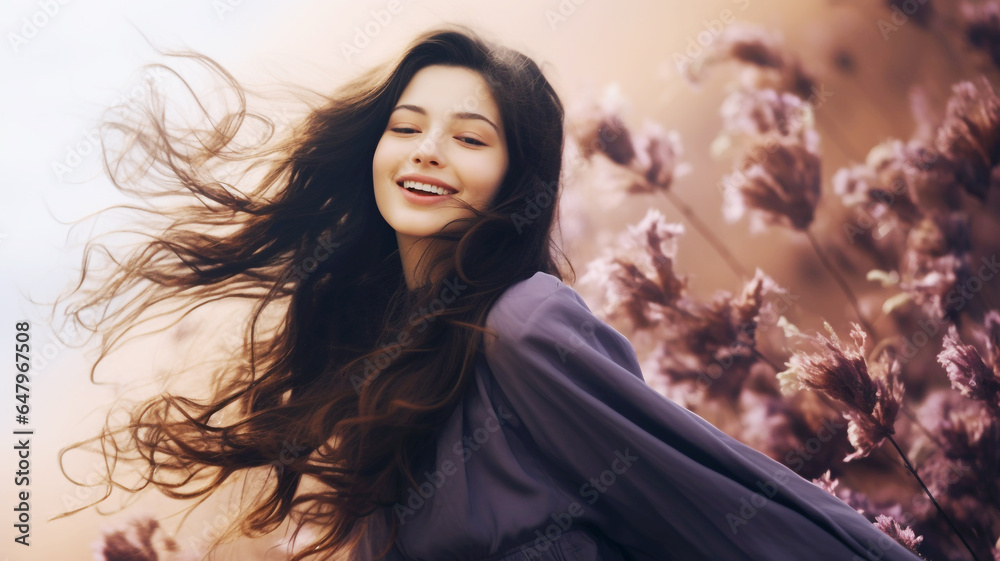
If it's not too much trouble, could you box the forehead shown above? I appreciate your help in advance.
[396,65,501,121]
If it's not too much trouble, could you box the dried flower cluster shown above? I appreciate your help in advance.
[963,1,1000,71]
[937,77,1000,201]
[779,323,904,461]
[689,27,826,233]
[579,208,687,328]
[567,84,691,194]
[831,77,1000,324]
[93,515,190,561]
[875,514,926,557]
[682,23,816,99]
[722,136,822,231]
[718,88,818,143]
[579,208,793,404]
[93,511,319,561]
[937,311,1000,408]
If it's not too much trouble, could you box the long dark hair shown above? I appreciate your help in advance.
[55,26,568,560]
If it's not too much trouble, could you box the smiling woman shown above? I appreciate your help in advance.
[372,64,510,291]
[52,24,923,561]
[53,25,568,561]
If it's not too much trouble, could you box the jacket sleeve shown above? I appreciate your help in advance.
[483,276,922,561]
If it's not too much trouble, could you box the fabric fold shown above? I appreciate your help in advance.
[482,273,922,561]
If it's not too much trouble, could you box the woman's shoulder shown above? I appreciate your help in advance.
[481,269,647,384]
[485,271,574,332]
[483,270,601,350]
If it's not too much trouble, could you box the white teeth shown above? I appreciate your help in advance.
[402,180,453,195]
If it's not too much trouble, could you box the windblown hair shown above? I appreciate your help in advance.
[56,26,569,560]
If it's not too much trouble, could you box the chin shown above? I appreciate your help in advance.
[392,219,449,237]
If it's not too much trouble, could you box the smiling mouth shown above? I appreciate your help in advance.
[397,180,457,196]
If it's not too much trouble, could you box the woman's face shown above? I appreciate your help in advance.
[373,64,509,244]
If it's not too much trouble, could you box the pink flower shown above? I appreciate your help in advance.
[874,514,925,556]
[589,211,792,404]
[813,469,840,495]
[935,76,1000,201]
[683,23,816,100]
[912,389,998,532]
[568,84,636,166]
[831,137,964,276]
[962,2,1000,72]
[579,208,686,328]
[736,388,802,461]
[92,514,187,561]
[937,312,1000,408]
[719,88,817,145]
[737,388,850,476]
[811,470,879,516]
[898,213,973,320]
[629,121,690,192]
[722,134,822,231]
[779,323,904,461]
[642,269,791,402]
[568,88,689,195]
[832,140,923,225]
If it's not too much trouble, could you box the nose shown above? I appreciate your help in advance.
[411,131,445,167]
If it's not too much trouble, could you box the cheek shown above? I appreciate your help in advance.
[484,154,510,195]
[463,157,508,205]
[372,140,389,179]
[469,151,507,185]
[372,137,407,179]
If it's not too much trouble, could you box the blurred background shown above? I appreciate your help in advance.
[2,0,998,559]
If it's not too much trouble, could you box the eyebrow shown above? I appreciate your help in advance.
[391,104,500,135]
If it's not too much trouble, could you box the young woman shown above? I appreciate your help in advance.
[57,26,924,561]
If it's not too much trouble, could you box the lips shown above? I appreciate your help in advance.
[396,174,458,194]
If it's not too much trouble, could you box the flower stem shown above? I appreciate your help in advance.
[804,228,878,338]
[752,347,783,374]
[663,189,751,281]
[885,434,981,561]
[899,405,946,450]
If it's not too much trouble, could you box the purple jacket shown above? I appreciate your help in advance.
[350,271,923,561]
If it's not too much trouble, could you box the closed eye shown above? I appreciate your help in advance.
[456,136,486,146]
[390,126,419,134]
